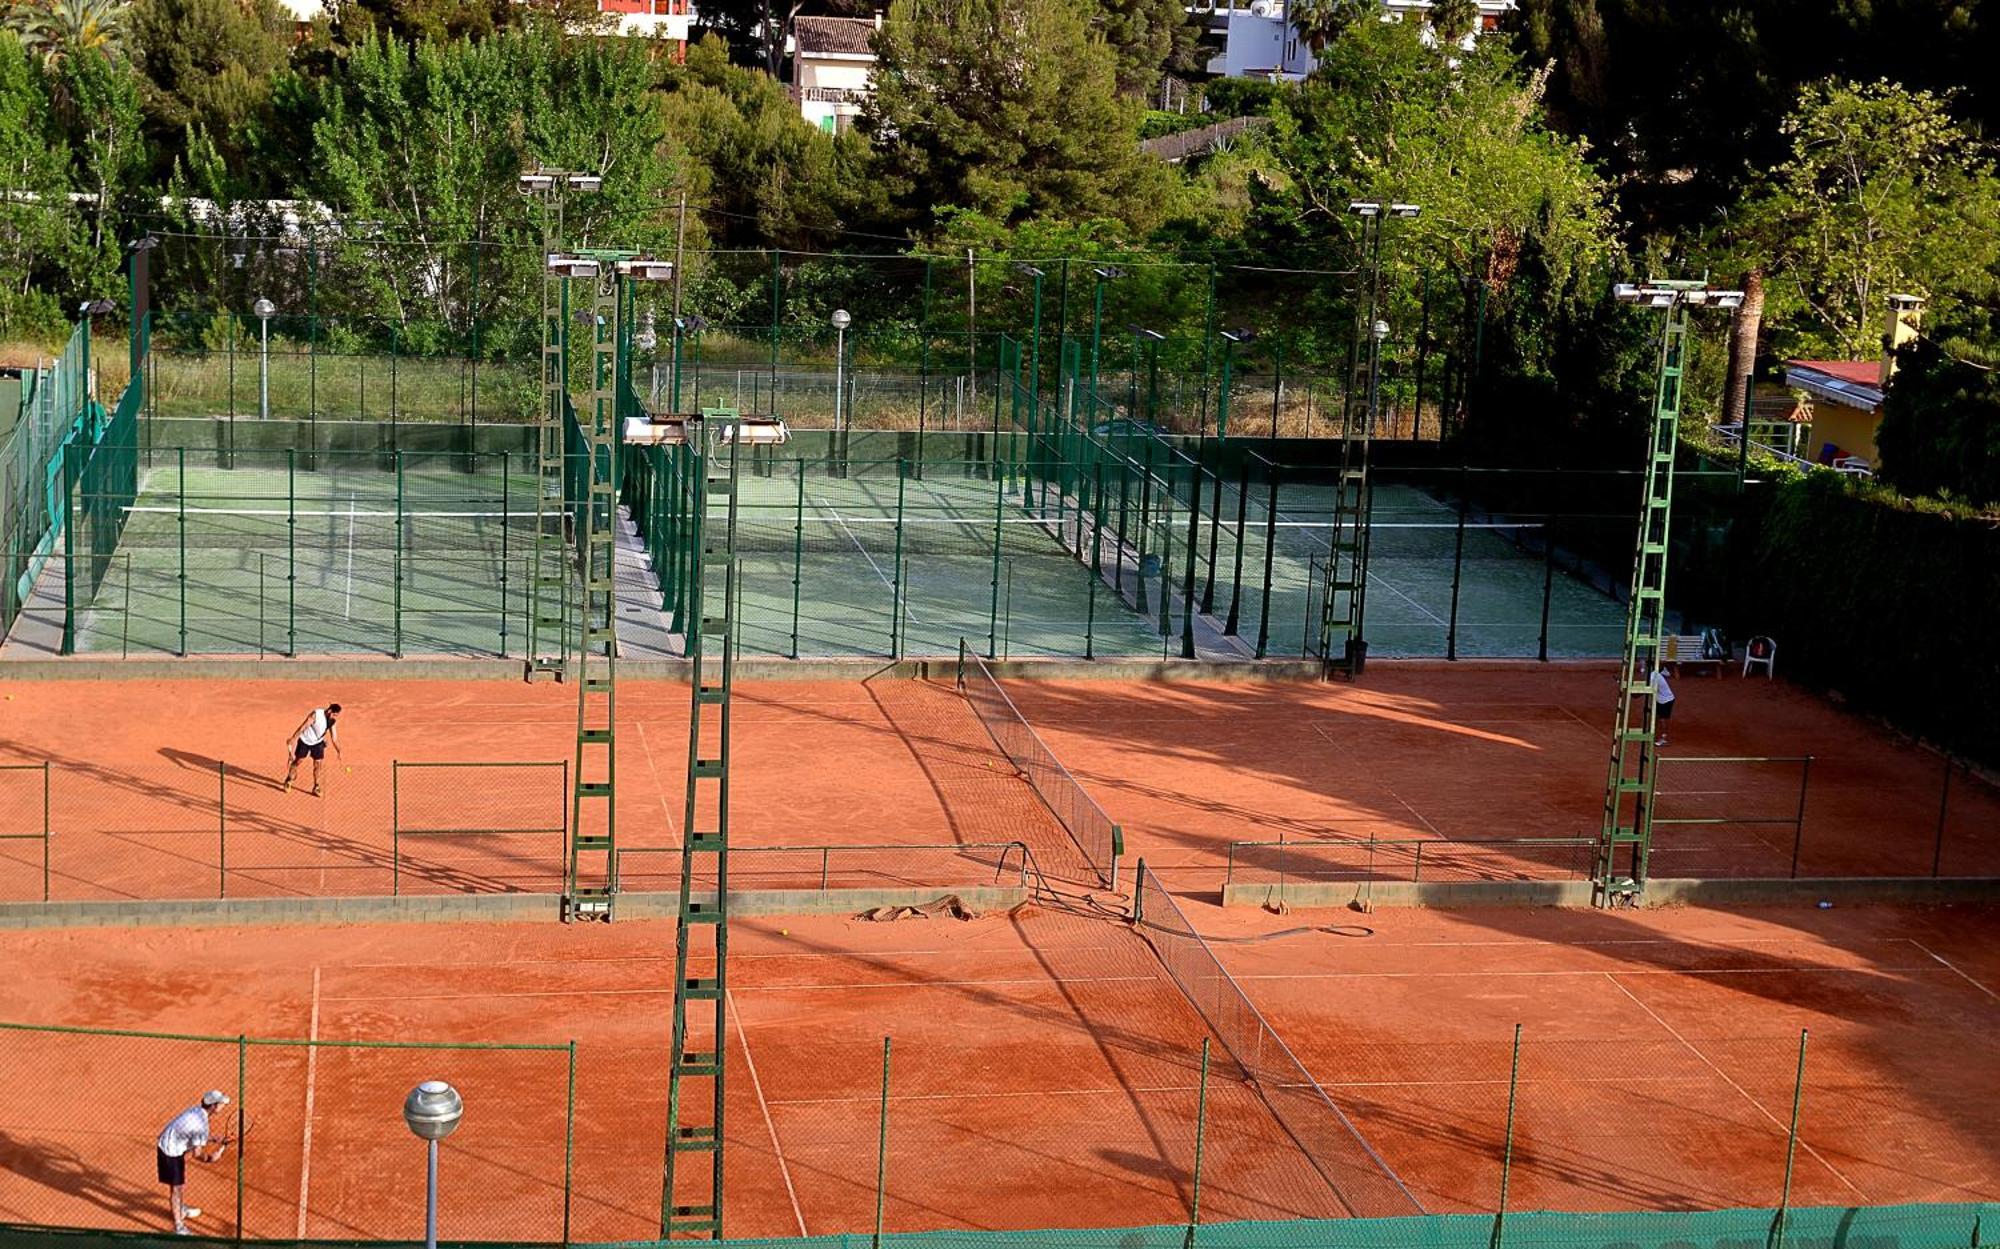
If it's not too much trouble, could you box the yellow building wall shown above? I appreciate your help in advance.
[1805,404,1880,465]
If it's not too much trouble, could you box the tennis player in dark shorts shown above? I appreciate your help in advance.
[157,1090,228,1234]
[283,702,344,796]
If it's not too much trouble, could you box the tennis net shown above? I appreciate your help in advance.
[1133,860,1425,1219]
[957,640,1122,887]
[117,505,535,553]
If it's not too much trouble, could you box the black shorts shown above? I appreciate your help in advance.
[157,1148,186,1186]
[1657,700,1675,722]
[293,740,326,761]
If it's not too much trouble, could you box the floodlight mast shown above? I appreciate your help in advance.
[1593,277,1741,909]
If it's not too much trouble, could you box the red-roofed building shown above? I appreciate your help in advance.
[1777,296,1924,473]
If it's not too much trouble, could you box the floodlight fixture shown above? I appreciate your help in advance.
[518,172,556,193]
[78,299,118,317]
[545,254,600,279]
[1013,263,1045,278]
[1388,203,1423,218]
[1130,326,1166,343]
[1091,266,1124,281]
[676,315,709,333]
[617,258,675,282]
[567,174,603,193]
[1220,327,1256,344]
[1350,201,1382,217]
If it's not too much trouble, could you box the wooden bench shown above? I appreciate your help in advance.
[1660,634,1727,676]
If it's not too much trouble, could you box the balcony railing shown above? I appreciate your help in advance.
[791,84,871,105]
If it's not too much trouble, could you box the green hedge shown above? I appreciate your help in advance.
[1736,471,2000,765]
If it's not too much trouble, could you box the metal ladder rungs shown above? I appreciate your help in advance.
[579,728,613,744]
[573,834,614,851]
[682,977,721,1000]
[691,760,724,779]
[676,1051,722,1077]
[696,685,727,704]
[688,832,726,852]
[576,781,613,799]
[670,1125,721,1151]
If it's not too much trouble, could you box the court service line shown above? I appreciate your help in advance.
[1905,938,2000,1004]
[770,1082,1202,1108]
[1232,966,1931,982]
[296,964,322,1240]
[634,721,680,844]
[728,989,808,1237]
[1603,972,1866,1199]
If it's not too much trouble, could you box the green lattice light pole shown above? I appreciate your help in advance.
[1594,279,1744,907]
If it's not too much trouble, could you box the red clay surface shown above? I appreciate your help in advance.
[1195,899,2000,1212]
[1,902,1994,1241]
[2,667,1994,904]
[0,677,1106,902]
[1003,666,2000,887]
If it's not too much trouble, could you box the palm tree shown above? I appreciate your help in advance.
[1427,0,1480,46]
[5,0,128,64]
[1286,0,1373,54]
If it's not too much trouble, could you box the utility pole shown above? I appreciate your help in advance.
[672,191,688,410]
[966,248,977,414]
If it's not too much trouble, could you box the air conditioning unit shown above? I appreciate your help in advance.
[1248,0,1277,17]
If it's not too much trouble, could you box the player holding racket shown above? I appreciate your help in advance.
[282,702,344,797]
[156,1090,237,1235]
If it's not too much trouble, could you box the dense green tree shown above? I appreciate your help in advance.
[301,26,682,346]
[48,42,145,300]
[863,0,1171,233]
[1876,316,2000,508]
[1091,0,1200,102]
[1730,80,2000,361]
[0,31,75,335]
[128,0,289,168]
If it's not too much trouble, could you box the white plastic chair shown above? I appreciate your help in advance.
[1743,635,1776,678]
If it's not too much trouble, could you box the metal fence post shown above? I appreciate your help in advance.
[1492,1023,1522,1249]
[1186,1036,1212,1249]
[1256,468,1278,659]
[1789,756,1813,879]
[564,1040,577,1246]
[234,1034,246,1242]
[178,446,187,655]
[1774,1029,1809,1249]
[217,761,226,898]
[873,1036,892,1249]
[1933,755,1953,877]
[40,762,51,902]
[391,761,401,896]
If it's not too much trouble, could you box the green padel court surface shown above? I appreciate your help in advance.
[63,452,1628,660]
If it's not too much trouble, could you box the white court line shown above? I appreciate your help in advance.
[728,989,808,1237]
[813,499,923,626]
[1604,972,1867,1199]
[1905,938,2000,1004]
[296,965,321,1240]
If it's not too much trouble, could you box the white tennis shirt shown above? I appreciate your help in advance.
[157,1105,210,1157]
[1652,670,1676,706]
[297,709,333,746]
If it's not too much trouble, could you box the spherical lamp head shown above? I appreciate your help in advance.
[402,1081,464,1142]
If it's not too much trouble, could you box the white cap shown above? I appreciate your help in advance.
[202,1090,230,1108]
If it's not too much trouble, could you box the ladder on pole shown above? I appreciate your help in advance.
[563,263,622,922]
[1594,296,1690,907]
[663,409,742,1238]
[529,231,572,680]
[1318,215,1383,677]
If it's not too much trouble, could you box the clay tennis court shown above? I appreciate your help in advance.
[2,666,1995,904]
[1,899,1995,1242]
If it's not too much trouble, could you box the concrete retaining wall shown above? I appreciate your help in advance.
[1221,876,2000,910]
[0,885,1029,929]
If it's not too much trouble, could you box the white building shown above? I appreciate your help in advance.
[594,0,695,42]
[1197,0,1516,81]
[790,14,880,134]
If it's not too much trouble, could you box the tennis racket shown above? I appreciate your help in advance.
[203,1106,251,1160]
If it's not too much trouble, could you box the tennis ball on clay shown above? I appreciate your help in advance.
[781,928,789,936]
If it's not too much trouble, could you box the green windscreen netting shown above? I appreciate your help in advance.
[0,1205,1989,1249]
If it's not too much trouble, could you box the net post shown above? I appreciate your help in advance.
[391,761,401,896]
[234,1033,246,1242]
[1774,1028,1809,1249]
[988,469,1003,659]
[1256,466,1277,658]
[286,449,296,656]
[1109,825,1122,891]
[790,459,804,659]
[1491,1022,1522,1249]
[1202,449,1222,612]
[501,449,511,657]
[1932,754,1951,878]
[178,445,188,655]
[1085,567,1097,661]
[892,464,907,658]
[1132,858,1148,926]
[394,450,405,659]
[564,1039,577,1246]
[1448,463,1469,661]
[873,1035,891,1249]
[1789,755,1811,879]
[1224,456,1249,635]
[956,637,967,691]
[40,762,50,902]
[217,761,226,898]
[1186,1035,1211,1249]
[1538,513,1556,662]
[1181,458,1199,659]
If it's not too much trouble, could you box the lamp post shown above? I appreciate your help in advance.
[252,298,276,421]
[402,1081,464,1249]
[1217,328,1254,440]
[1367,318,1390,438]
[1088,266,1123,403]
[1014,263,1045,408]
[830,308,852,432]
